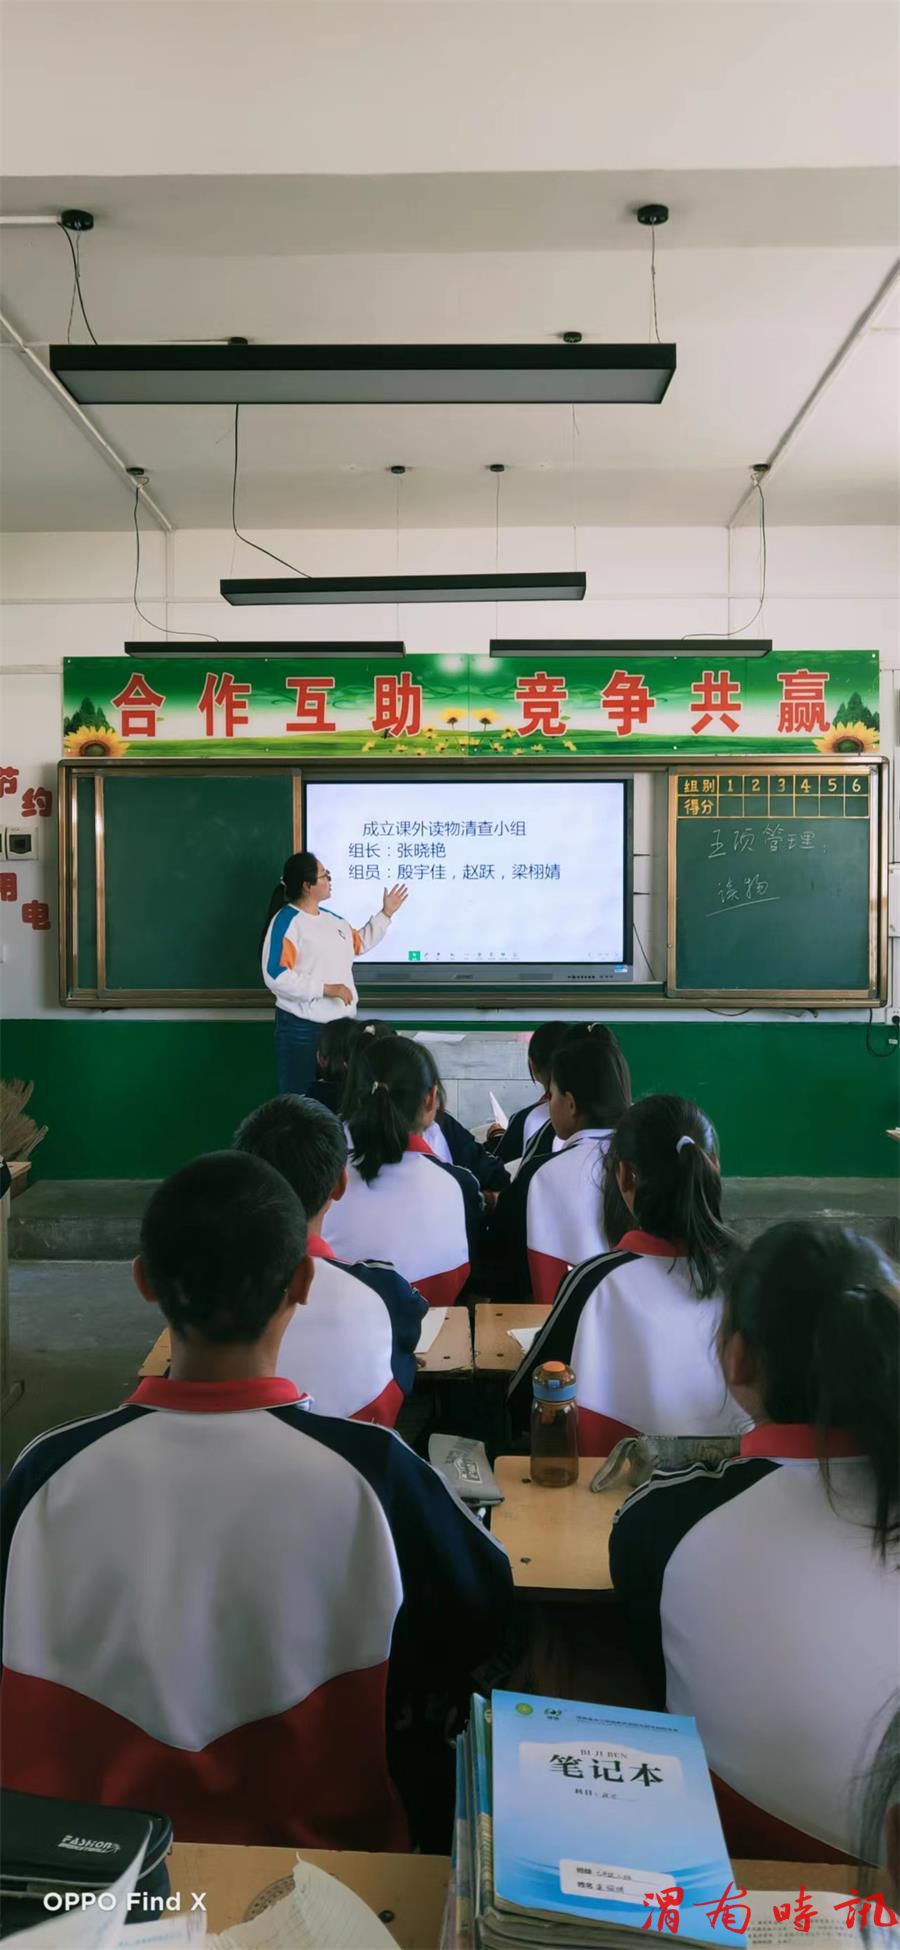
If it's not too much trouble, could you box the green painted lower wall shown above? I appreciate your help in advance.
[2,1019,897,1181]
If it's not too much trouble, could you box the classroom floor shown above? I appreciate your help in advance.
[2,1261,152,1478]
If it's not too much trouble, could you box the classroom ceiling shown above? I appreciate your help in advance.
[0,0,898,535]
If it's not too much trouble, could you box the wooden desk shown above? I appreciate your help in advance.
[417,1307,473,1375]
[491,1455,621,1597]
[139,1328,171,1378]
[733,1864,862,1893]
[166,1843,860,1942]
[474,1303,548,1374]
[167,1843,449,1944]
[140,1309,473,1383]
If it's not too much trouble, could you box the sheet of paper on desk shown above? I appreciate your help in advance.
[508,1326,540,1354]
[211,1859,394,1949]
[489,1092,509,1131]
[746,1893,899,1950]
[416,1307,448,1356]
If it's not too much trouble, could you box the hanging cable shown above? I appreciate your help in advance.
[570,405,582,570]
[59,226,99,345]
[682,474,768,641]
[132,484,219,641]
[649,226,661,345]
[231,404,309,576]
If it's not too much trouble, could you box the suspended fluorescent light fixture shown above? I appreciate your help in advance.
[49,343,675,407]
[221,573,587,607]
[124,641,406,656]
[489,639,772,658]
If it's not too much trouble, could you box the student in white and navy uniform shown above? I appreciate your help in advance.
[416,1042,509,1196]
[523,1026,631,1304]
[261,850,408,1097]
[324,1035,482,1305]
[483,1027,629,1302]
[235,1094,426,1426]
[485,1020,569,1168]
[0,1153,511,1849]
[610,1220,900,1862]
[509,1094,746,1443]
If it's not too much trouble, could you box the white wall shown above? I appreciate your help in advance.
[1,520,897,1022]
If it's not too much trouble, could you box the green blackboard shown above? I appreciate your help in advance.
[669,765,881,999]
[61,766,298,1000]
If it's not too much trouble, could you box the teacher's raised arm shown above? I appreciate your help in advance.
[261,850,409,1095]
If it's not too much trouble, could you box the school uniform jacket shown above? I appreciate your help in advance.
[321,1136,480,1306]
[525,1127,612,1305]
[609,1426,899,1860]
[488,1099,551,1164]
[480,1121,558,1302]
[1,1377,512,1848]
[508,1231,747,1448]
[262,905,390,1024]
[277,1235,427,1425]
[424,1112,508,1194]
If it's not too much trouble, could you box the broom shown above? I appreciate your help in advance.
[0,1079,48,1162]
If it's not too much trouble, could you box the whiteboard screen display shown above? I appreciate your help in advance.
[304,776,632,981]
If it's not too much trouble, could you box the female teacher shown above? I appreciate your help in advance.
[261,850,408,1095]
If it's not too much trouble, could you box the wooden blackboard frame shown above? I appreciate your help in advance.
[666,758,888,1005]
[57,753,888,1010]
[58,760,303,1007]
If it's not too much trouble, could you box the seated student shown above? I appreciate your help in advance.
[508,1093,746,1443]
[0,1152,512,1848]
[306,1015,362,1114]
[235,1095,426,1425]
[609,1221,900,1862]
[308,1017,397,1114]
[486,1020,568,1167]
[324,1036,481,1305]
[482,1026,628,1303]
[524,1026,632,1304]
[416,1043,508,1195]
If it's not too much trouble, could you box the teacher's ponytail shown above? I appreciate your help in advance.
[260,850,319,949]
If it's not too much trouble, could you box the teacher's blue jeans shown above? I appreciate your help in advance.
[274,1009,321,1097]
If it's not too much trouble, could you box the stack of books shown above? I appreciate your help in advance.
[442,1692,748,1950]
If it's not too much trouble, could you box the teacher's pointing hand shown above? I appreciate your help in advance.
[382,883,409,919]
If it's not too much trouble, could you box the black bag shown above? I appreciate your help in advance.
[0,1790,172,1938]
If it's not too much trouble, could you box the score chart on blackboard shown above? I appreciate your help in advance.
[305,777,631,983]
[671,767,877,999]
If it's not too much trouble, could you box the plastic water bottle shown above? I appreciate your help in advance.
[530,1360,579,1487]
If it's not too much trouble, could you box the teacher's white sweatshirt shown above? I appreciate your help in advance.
[262,903,391,1022]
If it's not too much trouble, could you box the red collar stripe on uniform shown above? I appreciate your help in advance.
[740,1423,864,1460]
[126,1376,303,1413]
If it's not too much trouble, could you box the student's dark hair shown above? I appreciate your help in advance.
[344,1035,434,1184]
[316,1016,362,1083]
[234,1094,348,1222]
[414,1042,448,1119]
[602,1094,732,1299]
[358,1018,397,1041]
[722,1222,900,1559]
[261,850,319,946]
[140,1151,306,1346]
[527,1021,569,1085]
[550,1025,631,1128]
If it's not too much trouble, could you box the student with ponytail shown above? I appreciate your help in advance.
[610,1220,900,1861]
[508,1093,745,1437]
[323,1035,481,1305]
[261,851,408,1096]
[415,1043,508,1195]
[485,1025,630,1303]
